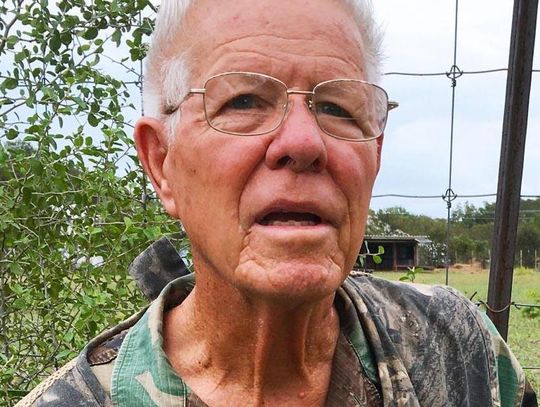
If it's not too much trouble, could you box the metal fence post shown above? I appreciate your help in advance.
[487,0,538,340]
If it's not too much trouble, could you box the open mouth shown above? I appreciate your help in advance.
[258,211,322,227]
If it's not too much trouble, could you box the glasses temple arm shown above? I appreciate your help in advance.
[388,101,399,111]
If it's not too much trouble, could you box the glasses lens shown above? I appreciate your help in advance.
[313,80,388,141]
[203,73,287,136]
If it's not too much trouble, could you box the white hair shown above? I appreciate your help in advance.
[143,0,383,139]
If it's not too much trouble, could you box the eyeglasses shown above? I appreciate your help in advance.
[175,72,398,142]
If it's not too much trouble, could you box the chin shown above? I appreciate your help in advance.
[233,259,346,304]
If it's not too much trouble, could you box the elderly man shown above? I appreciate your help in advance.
[19,0,537,406]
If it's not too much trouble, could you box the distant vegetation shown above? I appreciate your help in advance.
[367,200,540,269]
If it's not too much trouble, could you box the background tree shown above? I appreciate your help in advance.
[368,200,540,269]
[0,1,183,405]
[517,220,540,268]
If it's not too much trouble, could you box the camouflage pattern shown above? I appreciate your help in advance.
[17,238,537,407]
[14,313,141,407]
[127,236,189,302]
[339,277,507,406]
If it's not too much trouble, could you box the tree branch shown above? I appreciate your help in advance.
[0,0,24,56]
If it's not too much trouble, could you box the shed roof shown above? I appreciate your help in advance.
[364,235,432,244]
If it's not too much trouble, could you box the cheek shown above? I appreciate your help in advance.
[165,131,271,268]
[168,133,265,208]
[329,142,379,255]
[330,141,379,207]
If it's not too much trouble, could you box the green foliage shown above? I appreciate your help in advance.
[514,267,536,277]
[368,207,448,266]
[357,244,384,270]
[517,222,540,268]
[399,266,423,283]
[521,288,540,319]
[418,241,446,268]
[522,306,540,319]
[451,234,476,263]
[0,1,180,405]
[1,1,538,404]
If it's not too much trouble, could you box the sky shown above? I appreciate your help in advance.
[2,1,538,219]
[371,1,540,217]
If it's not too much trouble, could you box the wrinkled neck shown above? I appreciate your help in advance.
[163,268,340,405]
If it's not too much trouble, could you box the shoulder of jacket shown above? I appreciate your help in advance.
[85,327,131,397]
[347,271,439,297]
[84,305,148,366]
[16,308,146,406]
[15,358,79,407]
[83,307,149,398]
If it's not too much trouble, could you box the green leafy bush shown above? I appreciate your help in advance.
[0,1,183,405]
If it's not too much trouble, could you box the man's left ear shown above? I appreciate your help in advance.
[134,117,179,218]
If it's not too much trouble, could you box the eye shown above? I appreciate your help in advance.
[225,94,261,110]
[315,102,352,118]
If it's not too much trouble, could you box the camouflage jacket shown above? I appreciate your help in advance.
[17,238,538,407]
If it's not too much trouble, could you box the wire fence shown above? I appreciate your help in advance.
[371,0,540,382]
[1,0,539,405]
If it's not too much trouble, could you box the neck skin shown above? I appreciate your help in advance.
[163,258,341,407]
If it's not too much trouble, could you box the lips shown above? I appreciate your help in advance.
[254,200,333,228]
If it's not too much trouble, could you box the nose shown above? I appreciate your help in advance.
[265,98,328,172]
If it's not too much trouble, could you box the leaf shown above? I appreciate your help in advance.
[357,256,365,267]
[56,349,73,360]
[82,27,98,40]
[60,31,72,45]
[6,35,18,48]
[88,113,99,127]
[63,331,74,343]
[77,44,91,54]
[123,216,133,228]
[72,97,87,110]
[49,31,62,53]
[10,283,25,295]
[3,77,18,90]
[30,159,44,176]
[88,226,103,235]
[6,129,18,140]
[111,29,122,46]
[74,136,83,147]
[143,226,162,241]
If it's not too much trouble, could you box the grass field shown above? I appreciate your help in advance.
[374,266,540,391]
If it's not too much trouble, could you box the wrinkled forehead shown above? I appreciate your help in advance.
[176,0,367,81]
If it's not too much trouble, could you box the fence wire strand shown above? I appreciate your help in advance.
[1,2,539,405]
[385,68,539,76]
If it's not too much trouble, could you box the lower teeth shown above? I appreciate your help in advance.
[267,220,317,226]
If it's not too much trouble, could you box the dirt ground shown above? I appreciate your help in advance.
[445,262,487,274]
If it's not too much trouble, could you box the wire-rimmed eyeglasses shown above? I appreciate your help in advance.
[172,72,398,142]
